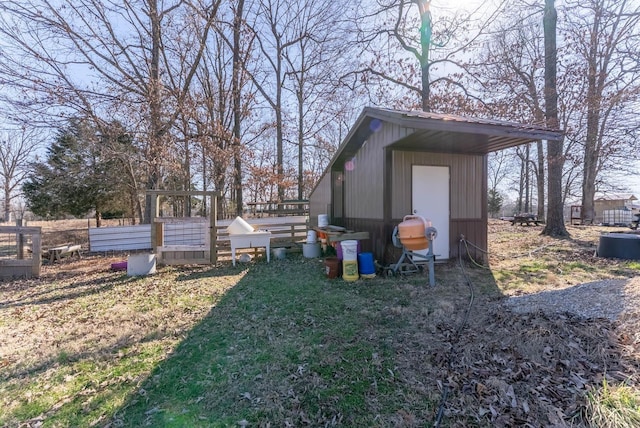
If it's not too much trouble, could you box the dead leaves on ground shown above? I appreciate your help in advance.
[407,304,640,427]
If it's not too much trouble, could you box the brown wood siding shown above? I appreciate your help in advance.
[343,129,384,219]
[451,219,487,263]
[344,123,413,220]
[332,170,344,222]
[342,218,387,262]
[391,151,484,220]
[309,173,332,226]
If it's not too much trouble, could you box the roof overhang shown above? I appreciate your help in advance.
[331,107,564,169]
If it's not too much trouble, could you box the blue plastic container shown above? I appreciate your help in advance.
[357,252,375,276]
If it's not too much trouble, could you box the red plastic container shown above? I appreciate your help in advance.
[324,257,341,278]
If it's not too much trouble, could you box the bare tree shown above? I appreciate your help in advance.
[231,0,248,216]
[352,0,507,112]
[0,0,221,222]
[282,0,356,201]
[476,10,547,219]
[564,0,640,224]
[0,128,43,221]
[185,8,259,218]
[542,0,569,237]
[191,34,237,218]
[241,0,313,203]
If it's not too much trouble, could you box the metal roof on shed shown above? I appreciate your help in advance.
[330,107,564,169]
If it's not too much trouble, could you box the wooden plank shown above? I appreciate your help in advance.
[0,226,42,234]
[31,232,41,277]
[158,245,208,251]
[326,231,370,242]
[154,217,208,224]
[0,259,34,267]
[210,196,217,264]
[159,250,210,265]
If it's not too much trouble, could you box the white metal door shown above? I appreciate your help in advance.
[412,165,450,260]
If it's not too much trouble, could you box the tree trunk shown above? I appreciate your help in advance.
[297,87,304,201]
[418,0,432,112]
[276,102,284,203]
[541,0,569,237]
[524,144,530,212]
[536,139,545,220]
[232,0,245,217]
[517,156,525,213]
[201,144,207,216]
[580,8,602,225]
[4,183,10,222]
[144,0,163,224]
[184,135,191,217]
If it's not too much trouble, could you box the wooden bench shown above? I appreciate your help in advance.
[45,244,82,263]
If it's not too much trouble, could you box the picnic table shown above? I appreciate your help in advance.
[511,214,542,226]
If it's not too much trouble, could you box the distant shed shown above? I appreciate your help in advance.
[594,194,637,224]
[308,107,563,263]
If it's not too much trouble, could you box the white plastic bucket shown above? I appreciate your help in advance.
[227,216,254,235]
[302,242,321,258]
[341,240,358,261]
[127,253,156,276]
[307,230,317,243]
[318,214,329,228]
[273,247,286,260]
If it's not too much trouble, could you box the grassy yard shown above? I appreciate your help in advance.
[1,221,640,426]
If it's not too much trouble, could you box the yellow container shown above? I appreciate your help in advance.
[342,260,359,282]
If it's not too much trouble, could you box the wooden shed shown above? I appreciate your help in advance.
[308,107,563,263]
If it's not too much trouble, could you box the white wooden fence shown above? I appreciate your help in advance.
[89,225,151,251]
[89,217,308,252]
[89,222,208,251]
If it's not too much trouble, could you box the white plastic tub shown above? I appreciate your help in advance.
[273,247,286,260]
[302,242,321,258]
[127,253,156,276]
[227,216,254,235]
